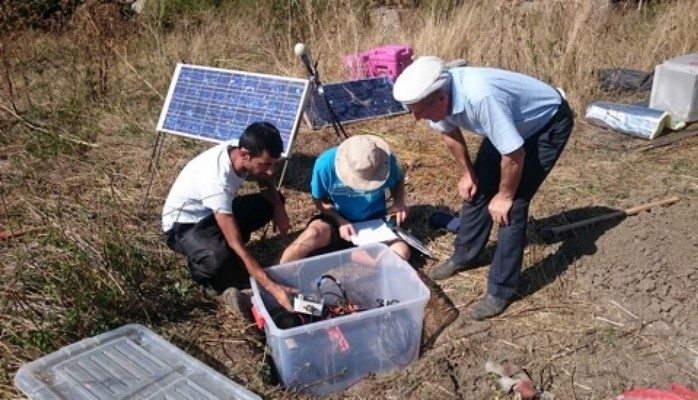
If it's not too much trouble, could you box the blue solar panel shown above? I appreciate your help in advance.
[304,76,408,129]
[157,63,310,157]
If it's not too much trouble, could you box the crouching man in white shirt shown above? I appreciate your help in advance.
[162,122,297,312]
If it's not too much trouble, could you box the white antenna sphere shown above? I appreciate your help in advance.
[294,43,307,57]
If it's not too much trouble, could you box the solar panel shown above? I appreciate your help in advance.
[157,63,310,157]
[304,76,408,129]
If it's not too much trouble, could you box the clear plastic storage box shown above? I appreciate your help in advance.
[250,243,430,396]
[649,52,698,123]
[14,324,260,400]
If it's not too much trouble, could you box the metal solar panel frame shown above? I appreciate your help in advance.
[304,76,408,130]
[156,63,311,158]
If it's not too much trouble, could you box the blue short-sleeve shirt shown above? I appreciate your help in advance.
[429,67,562,154]
[310,147,403,222]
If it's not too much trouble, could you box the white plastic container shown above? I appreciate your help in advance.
[14,324,260,400]
[250,243,430,396]
[649,52,698,123]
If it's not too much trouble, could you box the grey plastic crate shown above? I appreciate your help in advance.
[14,324,260,400]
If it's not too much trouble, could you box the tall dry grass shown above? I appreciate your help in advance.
[1,0,697,398]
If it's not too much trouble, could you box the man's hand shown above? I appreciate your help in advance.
[388,201,409,226]
[458,173,478,202]
[272,206,291,235]
[490,147,523,226]
[267,282,298,311]
[489,193,514,226]
[338,219,357,242]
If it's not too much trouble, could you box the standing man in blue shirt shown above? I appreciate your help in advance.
[393,56,574,320]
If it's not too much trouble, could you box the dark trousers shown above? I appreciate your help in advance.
[303,210,389,257]
[164,193,275,293]
[451,100,574,300]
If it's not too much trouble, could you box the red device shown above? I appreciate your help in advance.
[617,384,698,400]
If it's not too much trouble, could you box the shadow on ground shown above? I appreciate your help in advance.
[517,205,626,298]
[402,203,457,268]
[277,152,317,194]
[433,205,627,299]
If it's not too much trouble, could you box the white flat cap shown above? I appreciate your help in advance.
[393,56,450,104]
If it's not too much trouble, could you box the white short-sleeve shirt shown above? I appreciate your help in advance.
[162,142,246,232]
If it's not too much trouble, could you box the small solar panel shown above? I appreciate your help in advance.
[305,76,408,129]
[157,63,310,157]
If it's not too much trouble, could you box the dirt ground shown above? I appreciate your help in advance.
[167,120,698,400]
[395,196,698,399]
[5,111,697,399]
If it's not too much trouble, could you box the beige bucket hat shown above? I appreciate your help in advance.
[334,135,391,191]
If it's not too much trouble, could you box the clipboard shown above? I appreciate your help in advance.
[350,218,434,258]
[389,222,434,259]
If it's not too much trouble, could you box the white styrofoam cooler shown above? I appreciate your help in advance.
[250,243,430,396]
[649,52,698,123]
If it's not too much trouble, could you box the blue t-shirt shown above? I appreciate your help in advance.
[310,147,403,222]
[429,67,562,154]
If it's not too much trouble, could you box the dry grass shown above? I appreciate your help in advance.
[1,0,698,398]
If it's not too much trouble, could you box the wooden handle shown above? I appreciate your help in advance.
[545,196,680,238]
[622,196,680,216]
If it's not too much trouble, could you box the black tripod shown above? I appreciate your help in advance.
[297,47,348,143]
[314,78,348,143]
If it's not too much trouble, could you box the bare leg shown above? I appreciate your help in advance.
[348,240,411,266]
[279,219,333,263]
[388,240,411,261]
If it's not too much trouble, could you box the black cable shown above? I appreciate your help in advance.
[315,275,347,299]
[378,309,420,367]
[315,274,352,314]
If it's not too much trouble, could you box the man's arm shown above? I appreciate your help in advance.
[214,211,294,310]
[257,178,290,235]
[498,147,524,200]
[313,198,356,241]
[470,95,527,224]
[489,147,525,226]
[389,177,408,226]
[314,198,344,221]
[441,128,478,202]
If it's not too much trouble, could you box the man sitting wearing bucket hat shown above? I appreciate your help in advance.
[279,135,410,262]
[393,56,574,320]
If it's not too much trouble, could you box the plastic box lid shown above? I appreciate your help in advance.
[664,52,698,74]
[14,324,260,400]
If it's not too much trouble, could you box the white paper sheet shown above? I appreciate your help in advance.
[350,219,398,246]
